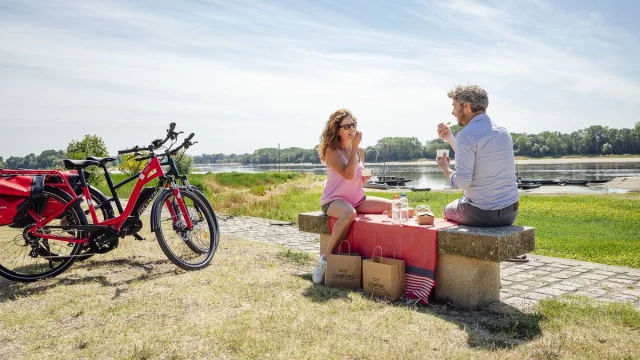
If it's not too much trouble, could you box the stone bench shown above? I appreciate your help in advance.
[298,211,535,310]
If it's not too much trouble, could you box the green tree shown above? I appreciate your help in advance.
[176,151,193,175]
[66,134,109,159]
[37,149,66,169]
[0,156,4,168]
[601,143,613,155]
[66,134,109,183]
[118,154,148,176]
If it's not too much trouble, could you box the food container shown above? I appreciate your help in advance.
[415,205,435,225]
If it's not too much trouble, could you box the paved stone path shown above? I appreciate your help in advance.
[219,215,640,311]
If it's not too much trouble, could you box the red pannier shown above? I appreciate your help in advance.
[0,175,45,226]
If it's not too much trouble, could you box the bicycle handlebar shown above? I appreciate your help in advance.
[169,133,195,155]
[118,146,140,155]
[118,122,177,154]
[118,124,196,161]
[151,122,180,150]
[135,154,155,161]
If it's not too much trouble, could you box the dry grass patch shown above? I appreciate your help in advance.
[206,173,324,220]
[1,229,639,359]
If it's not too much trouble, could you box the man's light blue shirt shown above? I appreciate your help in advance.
[450,113,519,211]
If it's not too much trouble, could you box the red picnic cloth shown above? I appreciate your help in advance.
[329,214,457,304]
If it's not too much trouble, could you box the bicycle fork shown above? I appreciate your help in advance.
[165,187,194,231]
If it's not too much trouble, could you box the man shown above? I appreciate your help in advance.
[435,85,519,226]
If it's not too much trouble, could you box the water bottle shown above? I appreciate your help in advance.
[400,193,409,223]
[392,195,401,224]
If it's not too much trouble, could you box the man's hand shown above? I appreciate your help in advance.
[437,123,455,142]
[436,154,453,181]
[436,154,450,171]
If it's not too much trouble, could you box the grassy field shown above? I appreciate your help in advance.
[1,232,639,359]
[96,172,640,268]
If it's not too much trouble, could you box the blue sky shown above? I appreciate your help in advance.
[1,0,639,157]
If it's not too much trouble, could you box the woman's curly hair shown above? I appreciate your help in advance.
[318,109,357,163]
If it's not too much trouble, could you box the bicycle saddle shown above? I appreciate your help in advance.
[86,156,117,166]
[63,159,100,170]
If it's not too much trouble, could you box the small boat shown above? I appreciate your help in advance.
[519,179,557,185]
[376,175,411,186]
[364,181,391,190]
[586,179,610,184]
[519,178,604,186]
[518,182,541,190]
[558,179,589,186]
[407,187,431,192]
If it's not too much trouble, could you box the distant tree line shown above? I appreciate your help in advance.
[192,122,640,164]
[1,134,192,175]
[4,123,639,168]
[511,124,640,157]
[1,150,67,169]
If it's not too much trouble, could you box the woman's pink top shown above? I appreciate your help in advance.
[320,150,365,207]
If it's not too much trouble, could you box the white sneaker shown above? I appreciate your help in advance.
[312,257,327,284]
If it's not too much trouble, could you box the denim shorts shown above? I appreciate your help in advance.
[321,196,366,215]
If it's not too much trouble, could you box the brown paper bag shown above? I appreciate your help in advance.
[325,240,362,289]
[363,246,406,300]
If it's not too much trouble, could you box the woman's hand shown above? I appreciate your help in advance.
[352,131,362,148]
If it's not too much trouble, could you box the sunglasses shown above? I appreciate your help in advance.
[339,123,357,130]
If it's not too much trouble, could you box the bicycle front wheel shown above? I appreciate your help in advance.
[152,189,216,270]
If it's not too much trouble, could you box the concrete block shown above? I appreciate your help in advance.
[298,211,330,235]
[437,225,535,262]
[434,254,500,310]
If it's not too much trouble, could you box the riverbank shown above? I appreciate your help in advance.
[193,156,640,168]
[370,156,640,166]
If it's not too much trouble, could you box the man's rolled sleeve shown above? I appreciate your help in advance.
[450,133,475,189]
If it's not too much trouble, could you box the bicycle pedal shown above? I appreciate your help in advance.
[133,234,145,241]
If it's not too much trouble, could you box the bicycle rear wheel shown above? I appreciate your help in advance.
[0,187,87,282]
[85,186,115,222]
[152,189,216,270]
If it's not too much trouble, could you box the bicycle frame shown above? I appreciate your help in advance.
[94,152,191,228]
[23,156,194,244]
[95,151,184,217]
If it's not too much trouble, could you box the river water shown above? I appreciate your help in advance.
[194,161,640,192]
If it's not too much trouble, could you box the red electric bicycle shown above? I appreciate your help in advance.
[0,125,218,282]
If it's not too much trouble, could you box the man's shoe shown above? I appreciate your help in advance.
[506,254,529,263]
[312,257,327,284]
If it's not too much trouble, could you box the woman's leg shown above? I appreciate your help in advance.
[324,199,357,256]
[354,196,392,214]
[312,199,356,284]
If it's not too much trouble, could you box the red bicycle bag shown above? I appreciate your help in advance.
[0,175,45,226]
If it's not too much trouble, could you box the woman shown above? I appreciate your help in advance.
[312,109,392,284]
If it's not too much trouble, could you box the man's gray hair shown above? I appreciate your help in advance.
[447,85,489,112]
